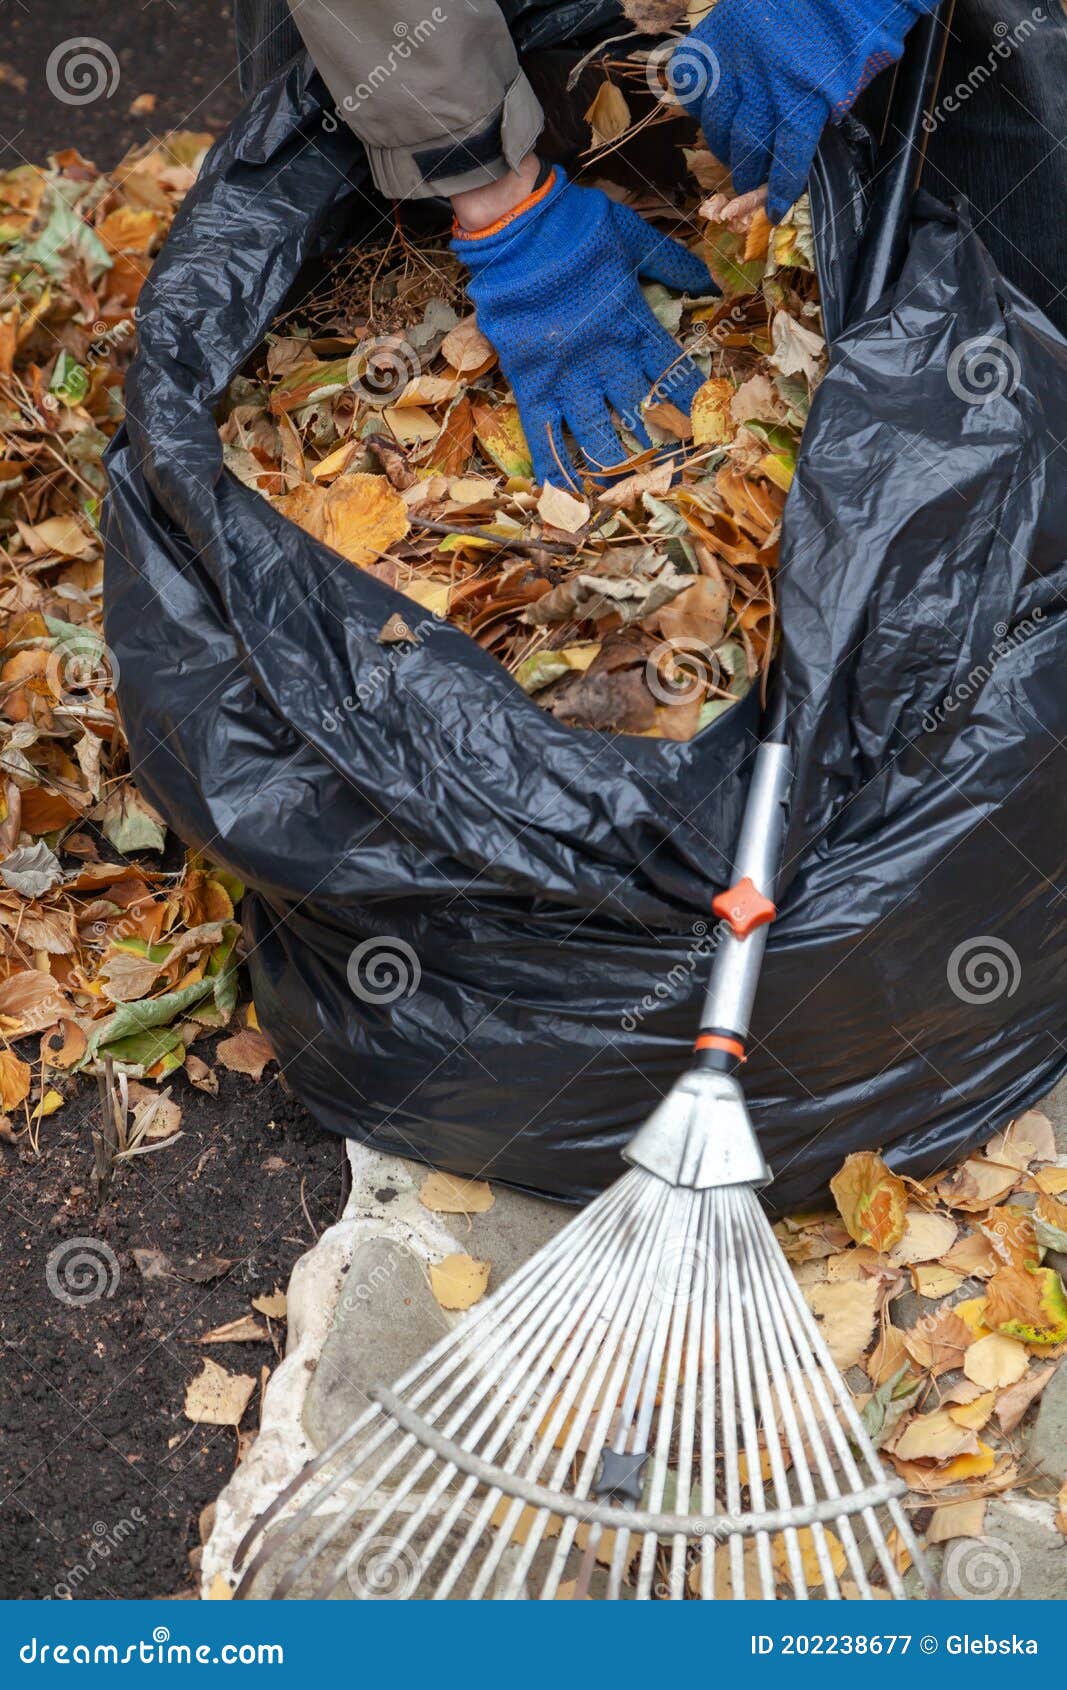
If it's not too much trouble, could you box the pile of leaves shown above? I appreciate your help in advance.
[218,140,825,740]
[784,1112,1067,1555]
[0,133,282,1141]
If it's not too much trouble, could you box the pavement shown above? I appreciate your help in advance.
[201,1079,1067,1602]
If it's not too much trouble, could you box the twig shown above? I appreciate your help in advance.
[409,517,579,558]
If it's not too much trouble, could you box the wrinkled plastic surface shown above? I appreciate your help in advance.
[103,59,1067,1211]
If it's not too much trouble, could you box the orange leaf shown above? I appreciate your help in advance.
[829,1151,908,1252]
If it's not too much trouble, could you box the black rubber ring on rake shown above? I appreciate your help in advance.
[371,1386,909,1542]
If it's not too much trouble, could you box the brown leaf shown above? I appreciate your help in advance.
[185,1053,218,1094]
[184,1358,256,1426]
[440,315,496,375]
[901,1307,972,1376]
[536,483,590,533]
[829,1151,908,1252]
[995,1362,1056,1434]
[585,81,632,147]
[199,1315,269,1344]
[937,1158,1019,1211]
[252,1289,287,1320]
[215,1028,276,1082]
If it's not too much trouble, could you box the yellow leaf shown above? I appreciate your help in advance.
[1034,1166,1067,1196]
[429,1252,490,1310]
[829,1150,908,1251]
[32,1088,64,1119]
[983,1264,1067,1345]
[771,1526,847,1589]
[0,1049,31,1110]
[690,378,736,447]
[381,404,440,444]
[585,80,632,146]
[963,1332,1029,1390]
[947,1390,996,1431]
[953,1296,993,1339]
[320,473,410,568]
[419,1170,494,1214]
[402,578,450,616]
[490,1498,561,1545]
[891,1408,979,1463]
[910,1263,965,1300]
[183,1358,256,1426]
[472,402,533,479]
[206,1573,234,1600]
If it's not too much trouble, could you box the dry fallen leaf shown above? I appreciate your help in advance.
[0,1048,31,1111]
[890,1408,980,1464]
[963,1332,1029,1390]
[995,1363,1056,1434]
[419,1170,495,1214]
[889,1210,958,1266]
[802,1280,879,1370]
[937,1158,1020,1211]
[585,81,632,147]
[429,1252,491,1310]
[252,1289,287,1320]
[770,1526,847,1588]
[926,1497,987,1544]
[829,1151,908,1252]
[983,1263,1067,1345]
[911,1263,966,1300]
[536,483,590,533]
[199,1315,269,1345]
[184,1358,256,1426]
[215,1028,276,1082]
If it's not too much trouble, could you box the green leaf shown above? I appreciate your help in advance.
[84,976,219,1062]
[49,350,90,407]
[97,786,167,855]
[22,187,112,281]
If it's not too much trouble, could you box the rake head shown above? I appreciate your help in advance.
[232,1159,932,1601]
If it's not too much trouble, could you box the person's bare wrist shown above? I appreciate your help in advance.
[451,154,541,233]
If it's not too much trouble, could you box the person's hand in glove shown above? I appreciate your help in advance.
[671,0,940,222]
[451,163,714,488]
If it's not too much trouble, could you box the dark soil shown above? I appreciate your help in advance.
[1,2,244,170]
[0,1047,344,1599]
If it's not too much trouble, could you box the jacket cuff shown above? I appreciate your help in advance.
[361,72,544,200]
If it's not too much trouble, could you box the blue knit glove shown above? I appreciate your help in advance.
[671,0,939,221]
[451,168,714,487]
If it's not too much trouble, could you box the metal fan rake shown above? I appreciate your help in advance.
[233,728,932,1601]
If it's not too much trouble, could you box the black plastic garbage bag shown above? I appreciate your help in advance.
[103,56,1067,1212]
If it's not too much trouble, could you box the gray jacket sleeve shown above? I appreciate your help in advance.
[284,0,544,198]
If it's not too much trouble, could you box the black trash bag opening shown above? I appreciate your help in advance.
[104,48,1067,1212]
